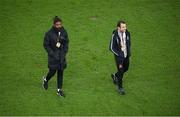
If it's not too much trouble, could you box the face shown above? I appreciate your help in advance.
[54,21,62,30]
[118,23,126,33]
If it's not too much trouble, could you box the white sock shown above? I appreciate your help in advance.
[58,89,62,92]
[44,77,47,82]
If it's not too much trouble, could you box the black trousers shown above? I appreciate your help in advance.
[114,55,129,88]
[46,69,64,89]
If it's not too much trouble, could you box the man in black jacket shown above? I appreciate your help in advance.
[42,16,69,97]
[109,20,131,95]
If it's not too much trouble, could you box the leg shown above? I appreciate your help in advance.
[114,55,124,88]
[57,69,65,97]
[113,56,126,95]
[123,57,129,73]
[115,68,124,88]
[115,67,126,95]
[46,69,56,82]
[43,69,56,90]
[57,69,63,89]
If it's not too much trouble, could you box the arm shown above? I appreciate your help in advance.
[43,32,54,57]
[109,33,124,58]
[127,31,131,57]
[63,32,69,54]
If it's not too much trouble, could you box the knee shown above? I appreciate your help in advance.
[49,70,56,76]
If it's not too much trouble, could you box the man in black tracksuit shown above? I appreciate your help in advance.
[109,20,131,95]
[42,16,69,97]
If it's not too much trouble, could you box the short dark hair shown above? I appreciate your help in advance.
[117,20,126,27]
[53,16,62,24]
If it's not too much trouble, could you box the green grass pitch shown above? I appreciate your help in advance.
[0,0,180,115]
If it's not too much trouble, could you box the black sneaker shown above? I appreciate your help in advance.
[42,76,48,90]
[57,89,65,97]
[118,87,125,95]
[111,73,117,85]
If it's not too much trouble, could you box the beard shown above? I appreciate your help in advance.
[54,26,61,32]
